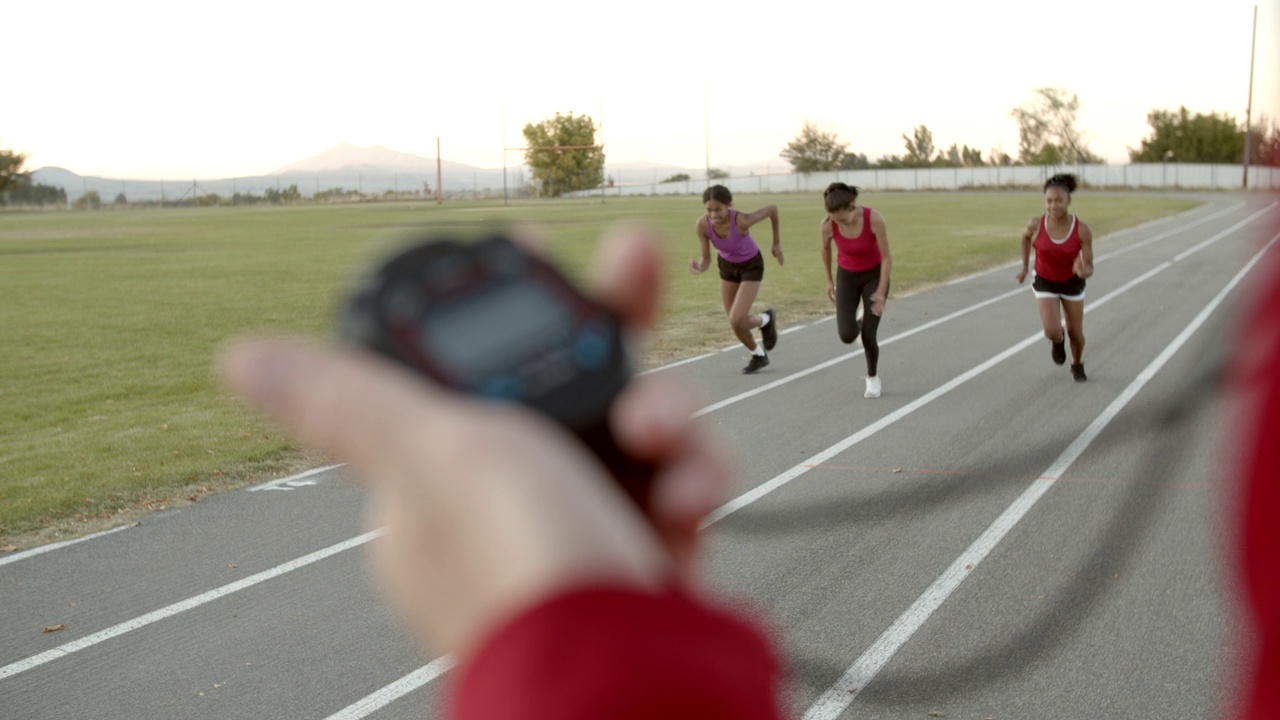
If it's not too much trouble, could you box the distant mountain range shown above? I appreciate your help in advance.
[28,143,771,202]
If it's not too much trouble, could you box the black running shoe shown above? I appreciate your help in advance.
[1071,363,1087,382]
[742,352,770,374]
[761,308,778,351]
[1051,339,1066,366]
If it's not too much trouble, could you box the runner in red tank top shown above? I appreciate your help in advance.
[1016,173,1095,381]
[821,182,893,398]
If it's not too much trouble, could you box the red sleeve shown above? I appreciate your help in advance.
[1235,221,1280,720]
[447,585,785,720]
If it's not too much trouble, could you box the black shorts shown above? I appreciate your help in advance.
[717,251,764,283]
[1032,274,1086,301]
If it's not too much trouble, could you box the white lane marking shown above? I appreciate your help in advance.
[0,529,385,681]
[247,462,347,491]
[323,655,457,720]
[1172,202,1277,262]
[0,466,351,570]
[0,526,131,568]
[800,231,1279,720]
[1092,201,1249,263]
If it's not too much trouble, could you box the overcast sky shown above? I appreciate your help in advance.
[7,0,1278,179]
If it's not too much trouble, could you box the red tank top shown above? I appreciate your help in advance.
[832,206,882,272]
[1033,215,1081,283]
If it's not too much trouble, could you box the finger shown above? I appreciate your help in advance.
[650,441,733,585]
[609,372,730,573]
[609,371,706,463]
[506,223,550,256]
[592,223,664,333]
[220,337,479,482]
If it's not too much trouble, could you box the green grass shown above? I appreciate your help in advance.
[0,191,1201,546]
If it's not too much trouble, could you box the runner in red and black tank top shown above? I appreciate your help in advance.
[821,183,893,398]
[1017,173,1095,381]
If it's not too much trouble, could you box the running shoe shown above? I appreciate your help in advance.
[1051,339,1066,366]
[743,353,770,374]
[1071,363,1087,382]
[864,375,882,398]
[761,308,778,351]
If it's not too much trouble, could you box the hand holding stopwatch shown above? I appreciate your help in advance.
[338,233,655,511]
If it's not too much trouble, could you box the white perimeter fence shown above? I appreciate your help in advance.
[573,163,1280,198]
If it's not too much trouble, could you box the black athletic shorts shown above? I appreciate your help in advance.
[717,250,764,283]
[1032,274,1086,301]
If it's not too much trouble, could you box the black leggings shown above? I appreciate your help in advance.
[836,265,888,376]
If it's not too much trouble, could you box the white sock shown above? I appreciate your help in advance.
[752,344,766,357]
[759,312,771,327]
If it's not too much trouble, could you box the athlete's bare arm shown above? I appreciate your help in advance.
[689,216,712,274]
[820,217,836,303]
[738,205,783,266]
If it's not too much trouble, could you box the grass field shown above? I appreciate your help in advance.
[0,191,1202,548]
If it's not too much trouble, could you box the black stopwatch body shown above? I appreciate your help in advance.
[339,233,652,509]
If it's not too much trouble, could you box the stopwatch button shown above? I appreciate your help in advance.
[573,325,612,370]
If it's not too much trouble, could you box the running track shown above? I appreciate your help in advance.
[2,192,1276,719]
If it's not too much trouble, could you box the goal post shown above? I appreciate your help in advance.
[502,144,606,205]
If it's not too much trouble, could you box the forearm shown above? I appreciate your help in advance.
[875,259,891,297]
[1021,238,1031,271]
[450,584,784,720]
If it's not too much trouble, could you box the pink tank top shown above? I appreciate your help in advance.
[832,206,882,272]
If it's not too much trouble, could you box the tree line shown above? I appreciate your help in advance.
[780,87,1280,173]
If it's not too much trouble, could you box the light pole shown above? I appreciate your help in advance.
[1244,4,1258,189]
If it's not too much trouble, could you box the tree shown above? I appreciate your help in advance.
[706,167,729,180]
[264,184,301,204]
[902,125,937,167]
[1,179,65,206]
[1,145,30,193]
[1011,87,1100,164]
[73,191,101,210]
[780,120,848,173]
[839,153,871,170]
[1256,122,1280,166]
[1128,106,1245,163]
[521,112,603,197]
[661,173,691,183]
[873,154,906,169]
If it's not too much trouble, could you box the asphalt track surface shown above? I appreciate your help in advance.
[3,193,1277,719]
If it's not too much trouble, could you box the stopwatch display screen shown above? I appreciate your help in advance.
[419,281,573,378]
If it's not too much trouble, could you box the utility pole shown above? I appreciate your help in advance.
[436,137,443,205]
[1244,3,1258,189]
[704,83,710,185]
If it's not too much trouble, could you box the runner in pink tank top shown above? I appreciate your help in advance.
[690,185,784,374]
[1017,173,1095,381]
